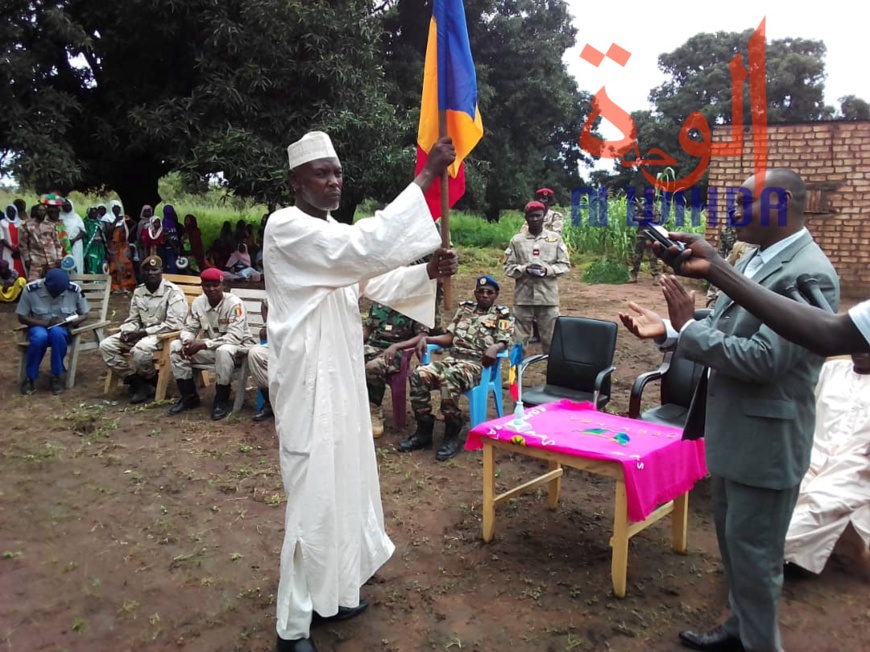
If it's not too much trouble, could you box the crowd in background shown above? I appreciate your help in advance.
[0,195,268,301]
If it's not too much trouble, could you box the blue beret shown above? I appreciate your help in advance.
[476,275,500,291]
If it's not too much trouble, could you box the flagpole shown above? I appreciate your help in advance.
[438,110,453,311]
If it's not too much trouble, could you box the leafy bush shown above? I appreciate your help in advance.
[583,258,631,285]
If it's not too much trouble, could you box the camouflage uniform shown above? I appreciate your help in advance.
[364,302,428,406]
[410,301,513,420]
[99,279,188,379]
[630,226,661,281]
[19,219,64,281]
[170,292,256,384]
[521,209,564,235]
[504,228,570,354]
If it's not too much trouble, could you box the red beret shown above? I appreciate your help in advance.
[536,188,554,196]
[200,267,224,283]
[524,201,546,213]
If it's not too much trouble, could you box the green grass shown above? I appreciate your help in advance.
[2,184,707,267]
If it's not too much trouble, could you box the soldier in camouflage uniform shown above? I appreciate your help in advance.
[504,201,570,354]
[19,204,64,281]
[99,255,188,404]
[363,302,429,437]
[629,226,661,284]
[399,275,514,461]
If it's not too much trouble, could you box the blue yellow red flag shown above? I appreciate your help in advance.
[508,343,523,402]
[415,0,484,219]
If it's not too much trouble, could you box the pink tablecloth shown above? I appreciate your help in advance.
[466,400,708,522]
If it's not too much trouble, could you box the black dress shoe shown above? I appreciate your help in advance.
[313,599,369,624]
[276,635,317,652]
[678,626,744,651]
[253,403,274,421]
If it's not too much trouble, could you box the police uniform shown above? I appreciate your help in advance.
[99,257,188,380]
[504,228,569,354]
[409,299,514,422]
[169,292,256,384]
[16,274,89,384]
[364,302,428,407]
[19,218,64,281]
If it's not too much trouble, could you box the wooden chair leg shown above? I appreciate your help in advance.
[104,367,115,395]
[67,336,82,389]
[547,459,562,510]
[18,348,27,385]
[482,441,496,543]
[232,359,249,414]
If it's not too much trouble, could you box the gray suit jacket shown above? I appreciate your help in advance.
[678,231,839,489]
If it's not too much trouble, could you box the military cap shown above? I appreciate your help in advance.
[200,267,224,283]
[524,200,546,213]
[535,188,554,197]
[476,275,500,292]
[141,255,163,270]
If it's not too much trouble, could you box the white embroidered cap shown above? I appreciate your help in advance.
[286,131,339,170]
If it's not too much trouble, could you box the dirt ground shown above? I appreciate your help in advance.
[1,271,867,652]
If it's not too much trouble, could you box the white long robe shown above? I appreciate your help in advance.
[60,199,85,274]
[263,183,441,632]
[784,359,870,573]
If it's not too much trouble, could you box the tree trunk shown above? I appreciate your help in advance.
[114,171,162,219]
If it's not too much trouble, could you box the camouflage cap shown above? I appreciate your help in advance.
[141,255,163,270]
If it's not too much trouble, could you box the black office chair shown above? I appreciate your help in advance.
[521,316,618,410]
[628,309,711,428]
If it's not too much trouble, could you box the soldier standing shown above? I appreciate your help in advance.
[168,267,256,420]
[399,276,513,461]
[19,204,64,281]
[523,188,565,235]
[99,255,188,403]
[505,201,570,354]
[363,302,429,437]
[16,269,89,395]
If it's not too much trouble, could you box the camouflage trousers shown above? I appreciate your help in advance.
[364,343,403,406]
[99,332,162,379]
[631,232,660,276]
[410,358,482,421]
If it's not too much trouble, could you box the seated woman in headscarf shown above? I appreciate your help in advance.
[83,206,108,274]
[223,243,262,282]
[0,259,26,302]
[180,214,206,274]
[161,205,182,273]
[106,200,136,293]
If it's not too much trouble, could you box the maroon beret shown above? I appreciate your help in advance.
[200,267,224,283]
[535,188,554,197]
[524,201,546,213]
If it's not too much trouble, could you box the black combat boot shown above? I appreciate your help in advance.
[436,417,464,461]
[253,389,274,422]
[211,384,232,420]
[129,374,154,405]
[398,414,435,452]
[169,378,200,414]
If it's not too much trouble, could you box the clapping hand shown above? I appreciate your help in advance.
[618,302,666,340]
[660,276,696,331]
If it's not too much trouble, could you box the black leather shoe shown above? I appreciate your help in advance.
[50,374,65,395]
[20,378,35,395]
[678,626,744,651]
[276,635,317,652]
[211,384,232,420]
[313,599,369,624]
[253,402,274,422]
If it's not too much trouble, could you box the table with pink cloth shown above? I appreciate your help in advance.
[465,399,708,597]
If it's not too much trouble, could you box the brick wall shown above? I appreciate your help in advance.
[706,120,870,298]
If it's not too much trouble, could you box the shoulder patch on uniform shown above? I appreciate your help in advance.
[497,305,510,316]
[546,235,559,243]
[69,282,82,294]
[25,281,42,292]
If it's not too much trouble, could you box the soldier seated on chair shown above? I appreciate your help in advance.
[99,255,188,404]
[399,276,513,461]
[246,296,273,422]
[363,302,429,438]
[16,268,89,396]
[168,267,256,420]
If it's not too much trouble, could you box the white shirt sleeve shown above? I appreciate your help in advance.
[656,318,696,349]
[848,300,870,345]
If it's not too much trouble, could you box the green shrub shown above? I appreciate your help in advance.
[583,258,630,285]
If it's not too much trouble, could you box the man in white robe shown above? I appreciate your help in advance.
[785,352,870,575]
[264,131,459,652]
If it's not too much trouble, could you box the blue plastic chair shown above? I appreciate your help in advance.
[422,344,508,428]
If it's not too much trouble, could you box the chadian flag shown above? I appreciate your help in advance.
[508,343,524,402]
[415,0,484,219]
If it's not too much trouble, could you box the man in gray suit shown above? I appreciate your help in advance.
[620,169,839,652]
